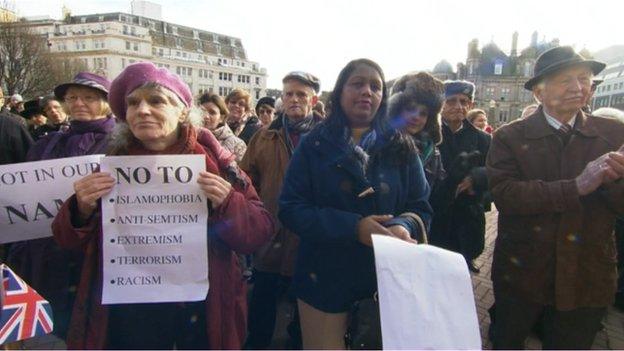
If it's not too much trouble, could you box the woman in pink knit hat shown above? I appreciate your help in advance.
[52,62,273,349]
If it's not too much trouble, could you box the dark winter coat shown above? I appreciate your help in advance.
[278,125,433,313]
[487,108,624,310]
[237,116,263,145]
[429,119,491,260]
[0,110,33,165]
[52,125,274,349]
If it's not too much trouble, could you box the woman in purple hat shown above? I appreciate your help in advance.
[51,62,273,349]
[7,72,115,340]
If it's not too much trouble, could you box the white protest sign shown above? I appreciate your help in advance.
[101,155,208,304]
[0,155,103,244]
[372,235,481,350]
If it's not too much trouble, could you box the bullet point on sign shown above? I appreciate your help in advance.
[110,219,115,223]
[110,280,115,284]
[110,239,115,243]
[110,259,115,263]
[109,198,114,203]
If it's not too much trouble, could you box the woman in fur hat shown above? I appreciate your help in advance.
[389,72,446,190]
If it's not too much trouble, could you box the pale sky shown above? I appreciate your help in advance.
[12,0,624,90]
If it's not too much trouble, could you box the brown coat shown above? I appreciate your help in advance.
[239,118,298,276]
[486,107,624,311]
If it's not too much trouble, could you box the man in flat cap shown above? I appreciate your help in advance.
[487,46,624,348]
[431,80,491,273]
[240,71,323,349]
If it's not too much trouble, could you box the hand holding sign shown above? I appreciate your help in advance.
[74,172,115,220]
[387,225,418,244]
[197,171,232,209]
[357,215,394,247]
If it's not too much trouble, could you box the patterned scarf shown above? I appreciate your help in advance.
[413,135,434,165]
[346,127,378,175]
[282,114,318,154]
[227,115,248,136]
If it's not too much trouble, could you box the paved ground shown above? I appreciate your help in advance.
[12,209,624,349]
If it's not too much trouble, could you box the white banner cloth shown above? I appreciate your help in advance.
[372,234,481,350]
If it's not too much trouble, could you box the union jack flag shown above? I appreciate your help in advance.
[0,264,53,345]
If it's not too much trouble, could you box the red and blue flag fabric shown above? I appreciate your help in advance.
[0,264,53,344]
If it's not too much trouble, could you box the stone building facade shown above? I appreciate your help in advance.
[21,12,267,100]
[432,32,561,127]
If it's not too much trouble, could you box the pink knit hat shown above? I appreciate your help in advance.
[109,62,193,120]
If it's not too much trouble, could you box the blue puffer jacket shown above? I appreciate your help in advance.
[278,125,432,313]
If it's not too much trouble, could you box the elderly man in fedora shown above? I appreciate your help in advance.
[487,45,624,349]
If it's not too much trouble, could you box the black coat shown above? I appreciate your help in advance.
[430,119,491,260]
[238,116,263,145]
[0,110,34,165]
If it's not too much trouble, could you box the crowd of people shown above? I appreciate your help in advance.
[0,45,623,350]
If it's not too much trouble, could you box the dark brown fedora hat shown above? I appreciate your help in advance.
[524,46,605,90]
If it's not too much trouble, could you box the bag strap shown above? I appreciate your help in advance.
[398,212,428,244]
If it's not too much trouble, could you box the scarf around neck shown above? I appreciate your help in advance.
[41,116,116,159]
[413,135,434,165]
[282,113,318,154]
[227,115,248,136]
[344,127,378,175]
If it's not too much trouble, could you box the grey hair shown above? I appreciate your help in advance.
[593,107,624,123]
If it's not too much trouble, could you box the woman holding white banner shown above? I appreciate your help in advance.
[51,62,273,349]
[278,59,433,349]
[7,72,114,340]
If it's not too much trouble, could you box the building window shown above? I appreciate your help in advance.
[524,62,532,77]
[498,110,508,122]
[255,77,260,85]
[133,43,139,51]
[123,25,128,35]
[159,48,164,56]
[93,57,107,69]
[494,63,503,75]
[122,58,126,68]
[126,41,131,50]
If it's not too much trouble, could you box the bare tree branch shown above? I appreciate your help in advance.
[0,22,87,98]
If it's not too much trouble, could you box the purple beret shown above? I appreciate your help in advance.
[54,72,111,100]
[109,62,193,120]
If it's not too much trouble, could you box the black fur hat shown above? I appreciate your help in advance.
[388,72,444,145]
